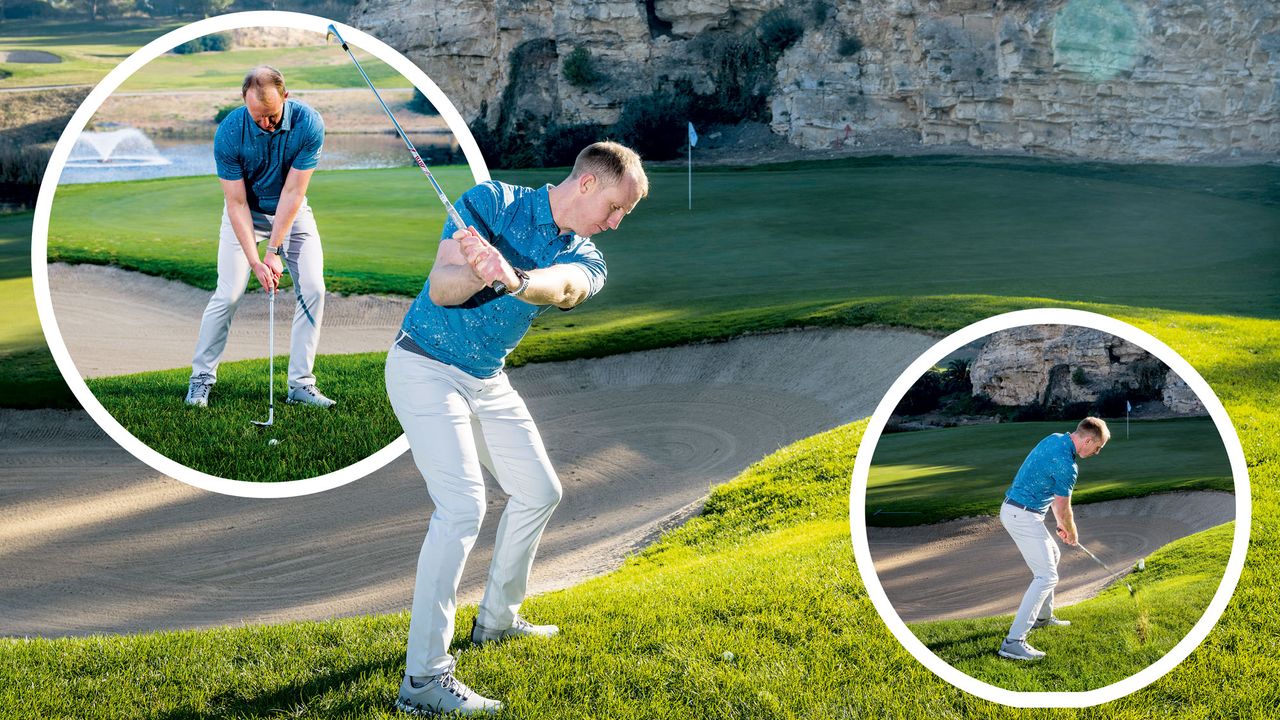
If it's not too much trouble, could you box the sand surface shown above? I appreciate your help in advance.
[867,491,1235,624]
[6,271,937,635]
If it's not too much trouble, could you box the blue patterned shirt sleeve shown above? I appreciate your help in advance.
[213,109,244,181]
[291,108,324,171]
[560,237,607,299]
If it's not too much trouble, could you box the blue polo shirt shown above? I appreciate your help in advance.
[1006,433,1078,512]
[399,181,607,378]
[214,98,324,214]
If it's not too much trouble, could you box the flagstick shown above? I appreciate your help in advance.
[687,142,692,210]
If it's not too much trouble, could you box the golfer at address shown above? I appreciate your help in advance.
[998,416,1110,661]
[186,66,335,409]
[386,141,648,716]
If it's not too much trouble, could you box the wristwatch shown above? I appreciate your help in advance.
[268,243,285,257]
[495,268,530,296]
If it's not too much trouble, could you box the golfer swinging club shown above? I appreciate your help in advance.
[186,66,336,409]
[386,142,648,716]
[998,416,1110,661]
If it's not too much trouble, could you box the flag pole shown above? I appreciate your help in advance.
[687,142,692,210]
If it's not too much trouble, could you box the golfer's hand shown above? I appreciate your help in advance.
[251,260,277,291]
[263,253,284,282]
[1058,526,1078,546]
[457,227,518,289]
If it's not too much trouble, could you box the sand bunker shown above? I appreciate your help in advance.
[4,272,936,635]
[0,50,62,63]
[48,263,413,378]
[867,491,1235,624]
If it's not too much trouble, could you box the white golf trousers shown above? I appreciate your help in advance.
[1001,502,1060,642]
[190,202,325,390]
[385,344,563,677]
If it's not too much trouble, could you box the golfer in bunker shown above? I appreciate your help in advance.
[186,66,335,409]
[998,417,1110,661]
[386,142,648,715]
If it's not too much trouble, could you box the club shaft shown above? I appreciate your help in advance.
[329,26,467,232]
[1078,543,1113,572]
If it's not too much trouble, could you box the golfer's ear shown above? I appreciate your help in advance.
[578,173,595,194]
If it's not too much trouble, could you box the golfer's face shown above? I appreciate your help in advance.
[245,88,287,132]
[582,175,642,236]
[1080,436,1106,458]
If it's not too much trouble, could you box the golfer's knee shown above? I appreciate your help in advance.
[433,496,486,537]
[527,475,562,511]
[1038,568,1060,588]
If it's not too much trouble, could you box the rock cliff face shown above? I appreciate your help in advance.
[352,0,1278,162]
[970,325,1200,415]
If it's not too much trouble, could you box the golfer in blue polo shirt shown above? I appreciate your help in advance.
[998,416,1110,661]
[386,142,647,716]
[186,65,335,409]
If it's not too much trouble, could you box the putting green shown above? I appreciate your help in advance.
[867,418,1233,525]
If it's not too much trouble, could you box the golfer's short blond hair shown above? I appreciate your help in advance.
[242,65,286,100]
[1076,416,1111,443]
[568,141,648,198]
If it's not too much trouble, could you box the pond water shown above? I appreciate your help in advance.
[59,130,462,185]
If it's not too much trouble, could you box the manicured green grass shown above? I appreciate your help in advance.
[0,211,74,408]
[47,165,479,296]
[910,522,1234,692]
[0,18,400,91]
[114,43,402,93]
[86,351,399,482]
[867,418,1233,526]
[3,300,1277,719]
[48,157,1280,318]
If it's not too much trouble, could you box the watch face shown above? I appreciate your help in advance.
[493,281,509,295]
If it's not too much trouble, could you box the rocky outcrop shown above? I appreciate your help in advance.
[970,325,1177,410]
[1162,370,1206,415]
[352,0,1278,162]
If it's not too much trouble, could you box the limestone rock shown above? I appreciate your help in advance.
[970,325,1164,407]
[352,0,1278,162]
[1162,370,1207,415]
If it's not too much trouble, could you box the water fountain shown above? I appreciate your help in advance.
[67,128,171,168]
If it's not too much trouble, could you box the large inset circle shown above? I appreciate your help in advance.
[848,308,1250,708]
[30,11,490,498]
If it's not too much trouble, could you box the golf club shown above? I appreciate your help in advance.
[251,288,275,429]
[325,23,502,291]
[1077,541,1136,595]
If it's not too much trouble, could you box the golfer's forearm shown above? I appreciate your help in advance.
[515,265,590,309]
[267,184,306,251]
[1053,498,1077,536]
[428,264,487,306]
[227,201,261,265]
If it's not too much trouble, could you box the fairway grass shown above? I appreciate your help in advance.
[86,351,399,483]
[47,158,1280,317]
[867,418,1233,526]
[0,19,400,91]
[3,303,1277,719]
[909,522,1234,692]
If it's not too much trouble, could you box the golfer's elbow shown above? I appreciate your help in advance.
[552,280,588,309]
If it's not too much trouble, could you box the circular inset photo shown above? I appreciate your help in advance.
[850,309,1249,707]
[32,13,487,494]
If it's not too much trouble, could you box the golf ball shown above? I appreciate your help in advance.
[268,438,280,446]
[722,651,735,662]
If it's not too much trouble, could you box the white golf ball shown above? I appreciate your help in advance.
[268,438,280,446]
[722,651,735,662]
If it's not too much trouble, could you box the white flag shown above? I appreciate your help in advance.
[688,122,698,148]
[1126,400,1132,413]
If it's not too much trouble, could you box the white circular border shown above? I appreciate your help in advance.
[849,308,1252,708]
[31,11,491,498]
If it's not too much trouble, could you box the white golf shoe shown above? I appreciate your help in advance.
[185,380,212,407]
[286,385,336,408]
[470,615,559,645]
[394,660,501,717]
[998,638,1046,661]
[1032,616,1072,629]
